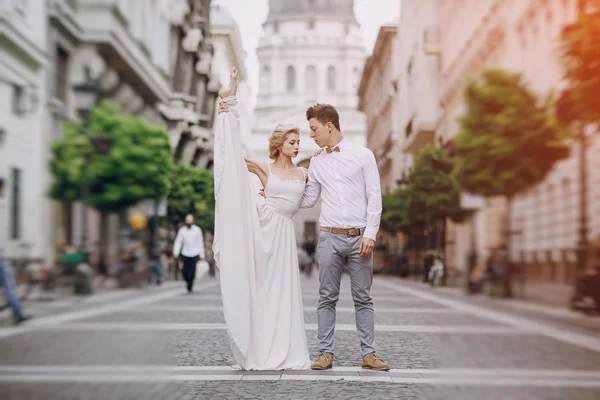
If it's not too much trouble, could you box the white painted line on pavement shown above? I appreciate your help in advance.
[2,370,600,387]
[0,282,220,340]
[33,322,529,334]
[167,294,418,302]
[281,375,395,382]
[131,305,459,314]
[3,365,600,379]
[374,279,600,352]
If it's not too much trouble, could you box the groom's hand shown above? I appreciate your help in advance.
[359,238,375,257]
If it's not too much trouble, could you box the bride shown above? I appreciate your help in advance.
[212,68,311,370]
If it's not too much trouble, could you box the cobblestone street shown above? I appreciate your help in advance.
[1,272,600,399]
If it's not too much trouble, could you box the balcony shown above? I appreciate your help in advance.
[65,1,170,104]
[402,115,435,156]
[423,25,440,55]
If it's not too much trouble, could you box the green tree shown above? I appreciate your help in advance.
[454,69,569,285]
[409,145,470,227]
[50,101,173,212]
[167,163,215,234]
[555,0,599,277]
[454,69,569,200]
[381,186,425,236]
[556,0,600,125]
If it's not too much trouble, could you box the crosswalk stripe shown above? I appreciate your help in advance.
[30,322,529,334]
[1,366,600,386]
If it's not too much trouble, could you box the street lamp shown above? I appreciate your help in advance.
[73,67,99,269]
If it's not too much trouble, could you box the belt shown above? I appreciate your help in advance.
[320,226,365,237]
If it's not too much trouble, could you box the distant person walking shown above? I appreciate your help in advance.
[173,214,206,293]
[0,250,32,324]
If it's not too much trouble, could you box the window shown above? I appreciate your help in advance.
[286,66,296,92]
[10,168,21,240]
[55,46,69,103]
[327,66,336,91]
[12,85,24,116]
[273,21,279,34]
[305,65,317,92]
[260,65,270,90]
[308,20,315,30]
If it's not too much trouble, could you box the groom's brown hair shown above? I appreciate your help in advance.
[306,104,341,131]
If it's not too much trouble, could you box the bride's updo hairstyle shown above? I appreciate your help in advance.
[269,124,300,160]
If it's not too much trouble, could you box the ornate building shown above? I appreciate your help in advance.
[159,0,218,170]
[31,0,216,267]
[0,0,47,262]
[210,2,254,158]
[358,22,400,196]
[253,0,368,244]
[435,0,600,292]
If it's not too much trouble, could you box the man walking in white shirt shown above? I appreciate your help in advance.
[301,104,389,371]
[173,214,206,293]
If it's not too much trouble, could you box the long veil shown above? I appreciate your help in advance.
[212,96,267,366]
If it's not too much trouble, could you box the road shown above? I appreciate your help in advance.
[1,271,600,399]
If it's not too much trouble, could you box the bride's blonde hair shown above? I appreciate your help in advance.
[269,124,300,160]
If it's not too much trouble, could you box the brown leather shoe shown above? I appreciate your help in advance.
[311,352,334,370]
[361,352,390,371]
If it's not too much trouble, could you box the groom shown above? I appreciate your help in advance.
[301,104,389,371]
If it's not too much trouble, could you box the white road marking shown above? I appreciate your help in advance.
[32,322,529,334]
[3,365,600,378]
[167,294,419,302]
[0,282,220,339]
[2,365,600,386]
[131,305,458,314]
[374,279,600,352]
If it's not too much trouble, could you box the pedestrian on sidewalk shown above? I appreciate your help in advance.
[173,214,206,293]
[486,246,512,298]
[0,250,32,324]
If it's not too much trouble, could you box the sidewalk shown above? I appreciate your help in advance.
[401,273,573,308]
[396,277,600,336]
[0,260,211,325]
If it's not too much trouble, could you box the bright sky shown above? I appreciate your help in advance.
[214,0,400,99]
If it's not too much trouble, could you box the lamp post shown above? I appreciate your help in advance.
[573,129,590,308]
[72,67,99,293]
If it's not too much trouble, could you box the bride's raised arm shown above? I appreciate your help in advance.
[244,158,268,188]
[219,67,238,99]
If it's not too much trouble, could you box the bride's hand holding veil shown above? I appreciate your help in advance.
[218,67,238,99]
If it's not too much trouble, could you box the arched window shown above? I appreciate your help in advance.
[286,66,296,92]
[305,65,317,92]
[327,66,336,91]
[260,65,270,89]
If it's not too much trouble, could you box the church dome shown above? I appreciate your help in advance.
[267,0,357,22]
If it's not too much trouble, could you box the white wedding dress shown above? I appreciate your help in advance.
[212,96,311,370]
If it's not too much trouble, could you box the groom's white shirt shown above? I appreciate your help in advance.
[300,138,382,241]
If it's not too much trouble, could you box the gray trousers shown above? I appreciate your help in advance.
[317,231,375,358]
